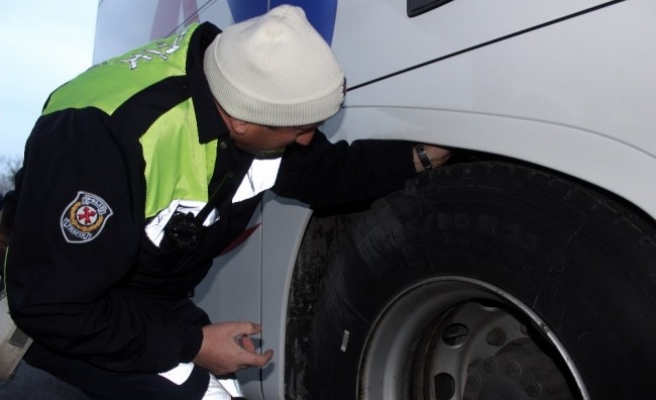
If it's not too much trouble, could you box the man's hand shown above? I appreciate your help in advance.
[413,144,451,172]
[193,321,274,375]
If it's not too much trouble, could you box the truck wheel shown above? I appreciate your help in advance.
[303,161,656,400]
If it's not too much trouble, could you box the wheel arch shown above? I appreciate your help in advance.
[326,105,656,223]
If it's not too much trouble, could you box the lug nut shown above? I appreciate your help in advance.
[483,359,498,374]
[526,382,543,397]
[466,372,481,387]
[506,361,522,378]
[486,327,507,347]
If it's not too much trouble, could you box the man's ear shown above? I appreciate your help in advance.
[230,118,250,135]
[217,103,250,136]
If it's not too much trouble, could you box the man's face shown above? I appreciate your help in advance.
[230,123,319,157]
[217,102,320,157]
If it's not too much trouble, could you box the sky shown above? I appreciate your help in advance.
[0,1,98,160]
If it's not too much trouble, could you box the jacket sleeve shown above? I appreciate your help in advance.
[272,131,417,207]
[6,108,202,373]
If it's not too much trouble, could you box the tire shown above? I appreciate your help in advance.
[290,161,656,400]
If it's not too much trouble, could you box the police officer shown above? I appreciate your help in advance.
[3,5,449,400]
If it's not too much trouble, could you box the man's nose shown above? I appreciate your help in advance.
[295,130,315,146]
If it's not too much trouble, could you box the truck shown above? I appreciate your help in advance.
[91,0,656,399]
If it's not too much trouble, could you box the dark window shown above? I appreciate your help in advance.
[408,0,454,17]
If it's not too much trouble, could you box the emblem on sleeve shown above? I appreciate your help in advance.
[60,191,114,244]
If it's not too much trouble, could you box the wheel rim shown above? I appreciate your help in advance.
[357,277,588,400]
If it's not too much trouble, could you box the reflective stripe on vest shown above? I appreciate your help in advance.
[232,157,282,203]
[145,156,282,247]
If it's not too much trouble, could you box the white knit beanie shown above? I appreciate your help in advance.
[203,5,345,127]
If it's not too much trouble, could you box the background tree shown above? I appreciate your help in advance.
[0,156,22,195]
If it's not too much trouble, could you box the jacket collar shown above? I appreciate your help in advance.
[187,22,230,144]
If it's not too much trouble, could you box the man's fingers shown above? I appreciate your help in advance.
[230,321,262,336]
[240,335,257,352]
[195,322,274,375]
[426,145,451,167]
[239,348,274,368]
[229,322,272,368]
[231,322,261,353]
[251,349,274,367]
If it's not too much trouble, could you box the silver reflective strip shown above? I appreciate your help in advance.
[203,374,233,399]
[215,376,244,397]
[145,200,219,247]
[158,363,243,399]
[158,362,194,385]
[232,157,282,203]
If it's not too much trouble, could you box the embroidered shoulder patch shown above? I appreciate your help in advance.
[60,191,114,244]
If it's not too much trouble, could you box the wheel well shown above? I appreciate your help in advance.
[445,149,656,225]
[285,209,352,399]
